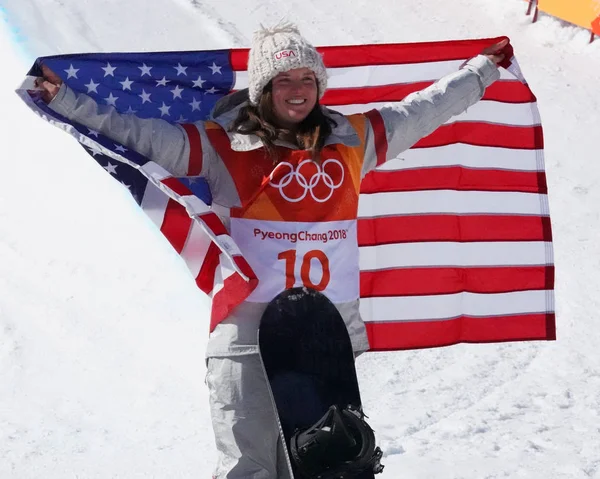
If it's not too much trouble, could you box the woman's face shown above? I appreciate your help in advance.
[270,67,318,129]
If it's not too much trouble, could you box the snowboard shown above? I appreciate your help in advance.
[258,287,379,479]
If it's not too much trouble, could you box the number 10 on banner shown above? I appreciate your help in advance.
[278,249,331,291]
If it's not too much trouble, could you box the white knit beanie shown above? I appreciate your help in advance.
[247,23,328,105]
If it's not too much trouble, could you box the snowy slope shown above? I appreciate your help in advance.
[1,0,600,477]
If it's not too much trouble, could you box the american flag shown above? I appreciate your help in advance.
[17,37,555,351]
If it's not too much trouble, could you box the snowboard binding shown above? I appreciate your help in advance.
[290,404,384,478]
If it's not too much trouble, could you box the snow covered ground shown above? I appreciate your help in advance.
[1,0,599,477]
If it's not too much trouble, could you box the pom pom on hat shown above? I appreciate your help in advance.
[247,22,328,105]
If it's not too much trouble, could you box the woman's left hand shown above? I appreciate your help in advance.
[481,38,510,65]
[35,64,63,104]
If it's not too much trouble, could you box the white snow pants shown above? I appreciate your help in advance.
[206,355,293,479]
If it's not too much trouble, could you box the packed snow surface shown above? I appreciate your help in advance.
[1,0,599,477]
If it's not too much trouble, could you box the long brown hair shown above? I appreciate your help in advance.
[229,83,337,163]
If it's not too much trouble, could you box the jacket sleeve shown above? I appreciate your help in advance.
[361,55,500,176]
[48,83,213,177]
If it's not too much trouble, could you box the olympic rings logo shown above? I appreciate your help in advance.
[269,159,345,203]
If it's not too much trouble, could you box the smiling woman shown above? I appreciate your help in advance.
[271,68,318,127]
[228,25,334,162]
[33,19,508,479]
[229,64,334,162]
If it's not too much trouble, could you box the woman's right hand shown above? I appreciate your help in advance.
[35,64,63,104]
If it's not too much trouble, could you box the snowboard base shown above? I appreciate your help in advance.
[259,287,377,478]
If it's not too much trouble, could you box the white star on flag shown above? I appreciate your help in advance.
[189,97,202,111]
[176,115,188,123]
[105,93,118,106]
[84,79,100,93]
[103,162,118,174]
[138,63,153,77]
[192,75,206,88]
[156,77,170,86]
[88,129,99,137]
[121,182,131,190]
[139,90,152,104]
[65,64,79,79]
[124,106,137,114]
[120,77,134,91]
[174,63,188,76]
[170,85,184,99]
[206,86,218,94]
[209,62,222,75]
[102,62,117,77]
[114,145,128,153]
[158,102,171,116]
[88,145,103,157]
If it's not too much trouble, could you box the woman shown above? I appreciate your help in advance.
[37,23,508,479]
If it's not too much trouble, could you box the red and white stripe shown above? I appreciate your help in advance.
[138,162,258,331]
[228,37,555,350]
